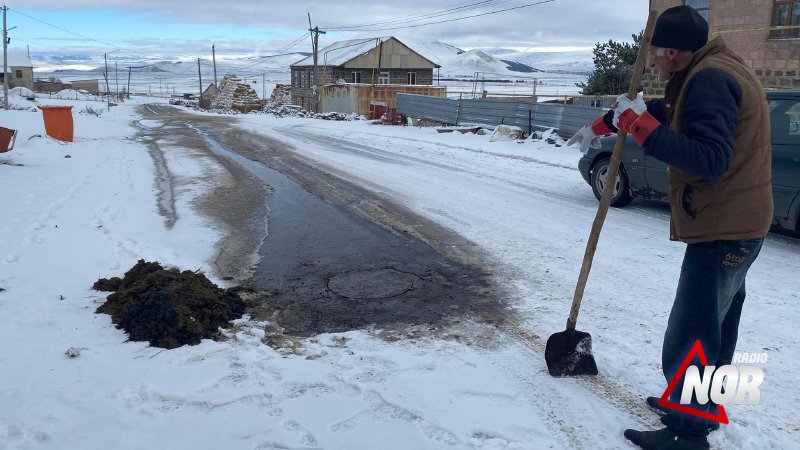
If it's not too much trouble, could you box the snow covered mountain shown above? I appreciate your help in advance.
[500,50,594,74]
[397,38,591,78]
[31,38,592,81]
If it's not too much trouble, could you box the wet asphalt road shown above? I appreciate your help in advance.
[137,104,508,337]
[132,105,744,434]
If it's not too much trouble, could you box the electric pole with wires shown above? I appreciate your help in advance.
[197,58,203,109]
[307,12,325,113]
[212,44,218,88]
[3,5,16,111]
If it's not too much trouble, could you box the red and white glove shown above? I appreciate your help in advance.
[567,116,613,154]
[612,92,661,147]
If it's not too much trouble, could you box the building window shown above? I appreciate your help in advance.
[378,71,390,84]
[684,0,709,20]
[15,69,22,78]
[771,1,800,38]
[407,72,416,85]
[352,72,361,83]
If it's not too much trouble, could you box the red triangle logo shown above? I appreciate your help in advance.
[659,339,729,424]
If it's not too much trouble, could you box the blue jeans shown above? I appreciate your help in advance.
[660,237,764,441]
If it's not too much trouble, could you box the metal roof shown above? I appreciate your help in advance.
[4,54,33,68]
[291,36,439,68]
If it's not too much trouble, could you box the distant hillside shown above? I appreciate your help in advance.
[398,38,591,77]
[478,48,594,74]
[500,60,540,73]
[32,39,592,81]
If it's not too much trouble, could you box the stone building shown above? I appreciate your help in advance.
[646,0,800,93]
[290,36,440,111]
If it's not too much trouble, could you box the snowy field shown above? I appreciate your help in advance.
[1,93,798,449]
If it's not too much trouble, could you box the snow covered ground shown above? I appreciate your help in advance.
[1,96,798,449]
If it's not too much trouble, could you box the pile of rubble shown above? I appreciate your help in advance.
[210,74,263,113]
[316,112,359,121]
[268,84,292,108]
[264,104,361,121]
[266,104,312,117]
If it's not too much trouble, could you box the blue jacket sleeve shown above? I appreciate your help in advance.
[643,68,741,180]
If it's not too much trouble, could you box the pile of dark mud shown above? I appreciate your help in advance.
[93,260,245,349]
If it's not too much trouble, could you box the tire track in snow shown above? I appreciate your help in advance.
[452,317,663,449]
[285,124,579,170]
[274,126,593,209]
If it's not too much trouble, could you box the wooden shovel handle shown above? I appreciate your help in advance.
[567,10,659,330]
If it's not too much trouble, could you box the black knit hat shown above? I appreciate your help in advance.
[652,5,709,52]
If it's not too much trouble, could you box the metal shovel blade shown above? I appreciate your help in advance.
[545,328,598,376]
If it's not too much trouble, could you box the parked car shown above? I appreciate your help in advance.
[577,90,800,232]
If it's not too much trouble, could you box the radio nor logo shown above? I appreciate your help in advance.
[658,340,766,424]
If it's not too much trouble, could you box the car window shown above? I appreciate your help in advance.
[769,98,800,145]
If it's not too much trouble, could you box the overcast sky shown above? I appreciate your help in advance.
[9,0,649,62]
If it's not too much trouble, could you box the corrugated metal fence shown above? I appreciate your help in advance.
[396,93,606,137]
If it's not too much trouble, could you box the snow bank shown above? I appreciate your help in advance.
[10,86,36,98]
[53,89,94,101]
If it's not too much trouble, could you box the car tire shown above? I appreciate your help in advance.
[590,157,634,207]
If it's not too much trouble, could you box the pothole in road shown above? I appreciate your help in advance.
[327,269,413,299]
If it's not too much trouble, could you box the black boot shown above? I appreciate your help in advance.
[646,397,720,431]
[624,428,709,450]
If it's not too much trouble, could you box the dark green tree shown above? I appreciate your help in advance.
[577,31,643,95]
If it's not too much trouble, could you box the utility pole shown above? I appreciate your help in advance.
[197,57,203,109]
[2,5,8,110]
[262,73,265,101]
[2,6,15,110]
[212,44,218,88]
[307,13,325,113]
[104,52,111,110]
[127,66,132,99]
[115,61,119,100]
[125,65,145,99]
[369,38,382,116]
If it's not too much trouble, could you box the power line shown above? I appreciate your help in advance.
[8,7,150,56]
[323,0,512,31]
[324,0,556,32]
[7,36,50,47]
[9,6,305,76]
[210,33,309,72]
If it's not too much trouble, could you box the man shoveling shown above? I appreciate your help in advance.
[569,6,772,450]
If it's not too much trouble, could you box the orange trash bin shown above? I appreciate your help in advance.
[38,106,74,142]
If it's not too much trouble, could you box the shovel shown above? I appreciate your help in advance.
[545,10,658,377]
